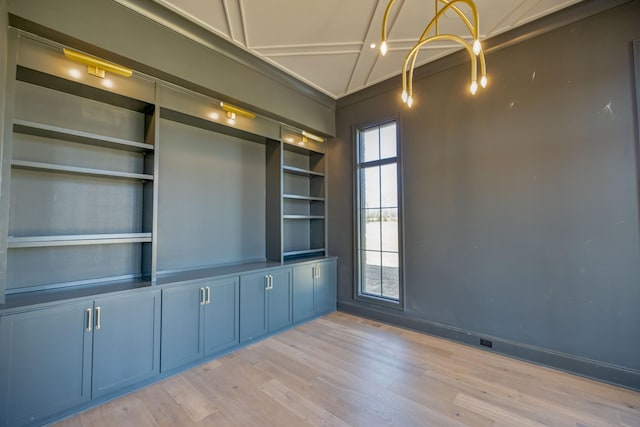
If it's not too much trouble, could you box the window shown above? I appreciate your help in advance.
[356,121,402,303]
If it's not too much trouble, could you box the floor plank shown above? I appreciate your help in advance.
[54,312,640,427]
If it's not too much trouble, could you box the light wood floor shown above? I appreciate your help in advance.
[55,312,640,427]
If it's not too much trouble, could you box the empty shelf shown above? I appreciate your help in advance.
[13,119,154,152]
[12,160,154,181]
[282,165,324,177]
[8,233,153,248]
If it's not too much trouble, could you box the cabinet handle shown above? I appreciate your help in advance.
[206,286,211,304]
[312,266,315,279]
[200,287,206,305]
[85,308,92,332]
[270,274,274,290]
[316,265,321,279]
[95,306,102,330]
[265,275,269,290]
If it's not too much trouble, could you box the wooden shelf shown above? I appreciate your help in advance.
[16,66,154,113]
[11,160,154,181]
[7,233,153,248]
[283,215,325,220]
[283,248,325,258]
[282,194,324,202]
[13,120,154,152]
[282,165,324,177]
[282,140,324,155]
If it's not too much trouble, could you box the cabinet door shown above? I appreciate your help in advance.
[292,264,315,322]
[239,272,269,343]
[268,268,292,333]
[315,259,337,314]
[0,301,92,427]
[92,290,161,398]
[161,284,204,373]
[204,277,239,355]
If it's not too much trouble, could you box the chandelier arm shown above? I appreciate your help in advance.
[414,1,476,49]
[406,34,476,98]
[381,0,397,47]
[402,14,439,96]
[408,0,478,89]
[438,0,479,39]
[388,0,486,106]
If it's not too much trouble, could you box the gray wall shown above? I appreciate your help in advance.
[0,0,8,304]
[6,0,335,136]
[156,119,266,272]
[330,0,640,388]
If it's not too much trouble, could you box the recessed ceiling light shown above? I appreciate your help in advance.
[370,43,376,49]
[209,112,219,120]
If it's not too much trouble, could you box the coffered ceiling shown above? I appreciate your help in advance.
[119,0,584,99]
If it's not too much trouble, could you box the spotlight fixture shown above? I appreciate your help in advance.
[63,48,132,79]
[380,0,488,107]
[219,102,256,119]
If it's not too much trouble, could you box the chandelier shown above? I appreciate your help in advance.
[380,0,487,107]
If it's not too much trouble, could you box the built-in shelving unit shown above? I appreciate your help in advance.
[0,29,338,427]
[0,35,157,295]
[280,127,326,261]
[0,31,332,301]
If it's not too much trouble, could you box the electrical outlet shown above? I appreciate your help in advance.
[480,339,493,348]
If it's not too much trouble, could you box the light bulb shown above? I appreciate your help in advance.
[380,41,388,56]
[473,39,481,56]
[407,95,413,108]
[470,81,478,95]
[401,90,408,103]
[480,75,487,88]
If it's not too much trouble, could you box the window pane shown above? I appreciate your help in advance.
[380,163,397,208]
[382,252,399,300]
[361,209,381,250]
[361,128,379,162]
[362,166,380,209]
[381,209,398,252]
[357,121,400,304]
[379,123,397,159]
[362,251,381,296]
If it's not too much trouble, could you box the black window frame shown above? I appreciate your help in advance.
[354,118,404,309]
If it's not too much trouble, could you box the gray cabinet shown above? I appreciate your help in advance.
[161,277,239,372]
[0,301,92,427]
[292,259,337,323]
[203,277,240,355]
[0,290,160,426]
[292,264,315,322]
[315,259,337,314]
[240,268,292,343]
[91,291,161,398]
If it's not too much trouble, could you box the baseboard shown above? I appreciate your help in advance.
[338,300,640,392]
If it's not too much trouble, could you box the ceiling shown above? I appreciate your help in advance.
[121,0,584,99]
